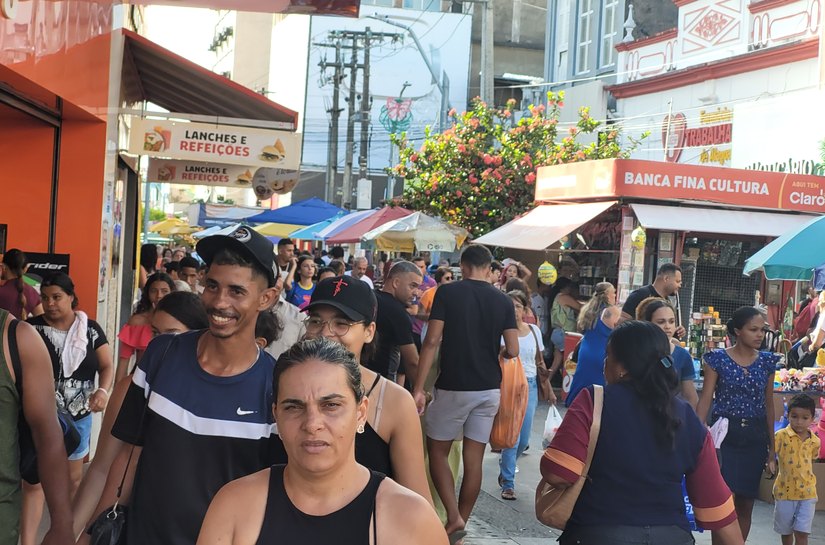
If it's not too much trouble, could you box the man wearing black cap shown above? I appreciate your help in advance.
[86,225,280,545]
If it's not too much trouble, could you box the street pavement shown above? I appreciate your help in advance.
[464,401,825,544]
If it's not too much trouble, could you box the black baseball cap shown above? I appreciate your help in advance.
[306,276,377,323]
[195,225,276,287]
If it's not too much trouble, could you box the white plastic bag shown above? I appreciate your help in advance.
[542,406,563,449]
[709,417,729,449]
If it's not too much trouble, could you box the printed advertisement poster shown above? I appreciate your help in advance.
[129,118,301,170]
[147,158,299,197]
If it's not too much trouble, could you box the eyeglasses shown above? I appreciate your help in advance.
[443,276,453,281]
[305,316,363,336]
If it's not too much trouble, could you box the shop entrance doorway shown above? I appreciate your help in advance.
[0,92,60,253]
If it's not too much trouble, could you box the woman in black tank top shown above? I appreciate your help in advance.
[297,277,432,503]
[256,465,384,545]
[197,338,447,545]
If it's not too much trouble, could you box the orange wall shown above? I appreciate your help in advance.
[55,106,106,319]
[0,2,113,118]
[0,110,55,253]
[0,0,114,320]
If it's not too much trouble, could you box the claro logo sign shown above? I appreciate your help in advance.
[662,108,733,165]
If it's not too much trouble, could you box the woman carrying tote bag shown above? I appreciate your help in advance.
[539,321,744,545]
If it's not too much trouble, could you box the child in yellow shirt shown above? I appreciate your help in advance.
[773,394,820,545]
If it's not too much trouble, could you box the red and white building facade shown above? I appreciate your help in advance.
[609,0,825,174]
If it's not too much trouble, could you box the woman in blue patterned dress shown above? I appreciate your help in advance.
[697,306,779,542]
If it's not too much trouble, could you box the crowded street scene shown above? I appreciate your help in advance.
[2,0,825,544]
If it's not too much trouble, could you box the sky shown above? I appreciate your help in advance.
[144,6,220,70]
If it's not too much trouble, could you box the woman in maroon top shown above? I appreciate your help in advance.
[0,249,43,319]
[541,321,743,545]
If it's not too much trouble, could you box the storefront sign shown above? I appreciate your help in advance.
[662,108,733,166]
[535,159,825,213]
[25,252,70,276]
[1,0,17,19]
[746,158,825,176]
[129,118,301,170]
[147,159,298,195]
[129,0,359,17]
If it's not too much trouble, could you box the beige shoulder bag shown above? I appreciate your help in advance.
[535,384,604,530]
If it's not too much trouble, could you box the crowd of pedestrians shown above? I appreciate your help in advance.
[0,238,813,545]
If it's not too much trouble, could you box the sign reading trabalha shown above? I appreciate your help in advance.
[129,118,301,170]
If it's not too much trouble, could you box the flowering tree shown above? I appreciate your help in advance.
[392,92,644,237]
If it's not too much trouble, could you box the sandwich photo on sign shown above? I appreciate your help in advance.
[236,170,253,186]
[260,139,286,162]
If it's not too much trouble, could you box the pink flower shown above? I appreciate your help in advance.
[525,172,536,184]
[483,154,493,165]
[469,174,478,185]
[458,144,467,153]
[456,190,463,198]
[410,153,419,162]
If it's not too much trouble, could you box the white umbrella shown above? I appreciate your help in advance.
[360,211,469,253]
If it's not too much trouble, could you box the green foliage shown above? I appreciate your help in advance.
[148,208,167,221]
[393,92,646,237]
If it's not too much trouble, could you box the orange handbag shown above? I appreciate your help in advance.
[489,356,529,450]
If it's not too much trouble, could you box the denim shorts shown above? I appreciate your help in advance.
[68,414,93,461]
[774,499,817,535]
[550,328,565,351]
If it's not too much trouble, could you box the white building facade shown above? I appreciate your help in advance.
[611,0,824,173]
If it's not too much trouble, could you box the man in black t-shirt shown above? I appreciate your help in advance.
[369,260,422,384]
[621,262,683,335]
[412,244,519,542]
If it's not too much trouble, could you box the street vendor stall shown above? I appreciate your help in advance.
[477,159,822,326]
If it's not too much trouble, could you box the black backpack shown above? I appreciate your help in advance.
[9,319,81,484]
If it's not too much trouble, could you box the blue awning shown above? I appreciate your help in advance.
[245,197,344,226]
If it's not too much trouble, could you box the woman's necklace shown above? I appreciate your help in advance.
[729,346,758,375]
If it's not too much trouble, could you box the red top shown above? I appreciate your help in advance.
[117,323,153,360]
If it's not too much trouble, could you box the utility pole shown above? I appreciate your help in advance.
[358,28,372,188]
[320,40,343,204]
[340,34,359,211]
[319,28,403,208]
[480,0,495,105]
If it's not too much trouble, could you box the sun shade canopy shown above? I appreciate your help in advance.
[474,201,617,250]
[122,29,298,126]
[631,203,814,238]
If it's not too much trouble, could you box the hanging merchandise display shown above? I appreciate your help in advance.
[537,262,558,285]
[687,307,726,359]
[630,226,647,250]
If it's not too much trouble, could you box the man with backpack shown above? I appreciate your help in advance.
[0,309,74,545]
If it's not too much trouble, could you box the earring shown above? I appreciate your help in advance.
[357,423,365,434]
